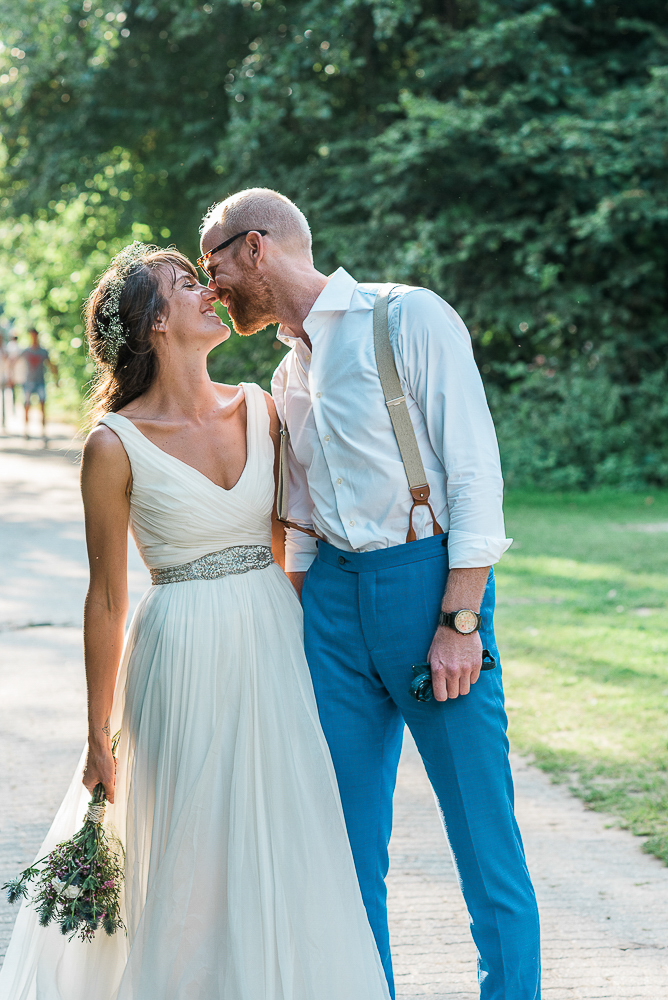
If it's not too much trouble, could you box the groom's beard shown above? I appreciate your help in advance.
[225,269,279,338]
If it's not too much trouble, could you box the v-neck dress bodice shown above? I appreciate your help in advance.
[99,381,273,570]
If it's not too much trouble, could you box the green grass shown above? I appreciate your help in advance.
[497,489,668,864]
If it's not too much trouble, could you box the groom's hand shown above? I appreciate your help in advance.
[427,565,490,700]
[427,627,483,700]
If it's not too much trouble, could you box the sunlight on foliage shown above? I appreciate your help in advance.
[0,1,667,472]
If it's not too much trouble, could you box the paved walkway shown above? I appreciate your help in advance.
[1,418,667,997]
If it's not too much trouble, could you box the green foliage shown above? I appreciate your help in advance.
[207,322,287,390]
[489,362,668,490]
[0,197,155,400]
[1,0,667,474]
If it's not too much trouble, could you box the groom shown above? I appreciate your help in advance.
[199,188,541,999]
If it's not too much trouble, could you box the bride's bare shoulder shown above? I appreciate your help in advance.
[214,380,278,433]
[81,422,131,481]
[261,388,276,414]
[259,389,279,436]
[81,424,132,526]
[211,380,246,402]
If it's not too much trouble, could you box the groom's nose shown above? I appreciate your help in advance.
[208,275,226,293]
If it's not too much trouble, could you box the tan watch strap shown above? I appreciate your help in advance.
[373,284,444,543]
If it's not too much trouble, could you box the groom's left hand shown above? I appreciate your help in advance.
[427,626,483,701]
[426,565,490,700]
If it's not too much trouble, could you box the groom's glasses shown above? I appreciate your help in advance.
[197,230,268,280]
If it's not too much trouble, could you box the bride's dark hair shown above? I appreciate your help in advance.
[85,245,198,422]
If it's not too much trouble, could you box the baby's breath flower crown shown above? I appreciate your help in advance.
[96,241,159,366]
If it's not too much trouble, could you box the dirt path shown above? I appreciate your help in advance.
[1,425,666,997]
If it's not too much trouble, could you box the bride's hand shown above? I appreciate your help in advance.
[83,741,117,804]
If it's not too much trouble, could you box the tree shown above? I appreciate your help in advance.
[2,0,668,483]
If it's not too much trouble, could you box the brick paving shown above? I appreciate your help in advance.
[389,738,668,999]
[1,421,667,997]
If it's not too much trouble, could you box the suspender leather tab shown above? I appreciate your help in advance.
[407,484,443,542]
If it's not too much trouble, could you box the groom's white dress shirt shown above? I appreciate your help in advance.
[270,267,511,574]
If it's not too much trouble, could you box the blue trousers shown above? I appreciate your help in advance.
[302,534,541,1000]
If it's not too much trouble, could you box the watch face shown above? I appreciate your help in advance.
[454,610,478,634]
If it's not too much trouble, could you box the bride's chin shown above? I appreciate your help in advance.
[200,327,231,352]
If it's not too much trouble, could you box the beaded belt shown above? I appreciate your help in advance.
[150,545,274,585]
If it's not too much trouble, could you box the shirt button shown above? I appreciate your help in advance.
[324,434,330,442]
[349,520,355,527]
[315,392,322,398]
[338,556,346,565]
[336,478,342,485]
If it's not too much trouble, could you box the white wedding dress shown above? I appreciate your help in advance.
[0,382,390,1000]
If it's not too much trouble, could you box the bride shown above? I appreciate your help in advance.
[0,242,390,999]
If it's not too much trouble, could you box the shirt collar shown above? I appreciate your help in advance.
[277,267,358,347]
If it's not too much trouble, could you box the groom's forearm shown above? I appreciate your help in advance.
[441,566,490,615]
[287,571,306,600]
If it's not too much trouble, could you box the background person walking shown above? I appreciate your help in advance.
[4,334,21,408]
[21,328,57,441]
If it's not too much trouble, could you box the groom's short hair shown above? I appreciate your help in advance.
[200,188,313,262]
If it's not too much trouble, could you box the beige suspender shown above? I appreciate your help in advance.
[373,284,443,543]
[277,285,443,543]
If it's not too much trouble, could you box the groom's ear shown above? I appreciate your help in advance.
[245,231,266,267]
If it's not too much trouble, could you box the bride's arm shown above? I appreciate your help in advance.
[264,391,286,570]
[80,425,132,803]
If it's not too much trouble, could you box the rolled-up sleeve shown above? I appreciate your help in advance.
[284,530,318,573]
[271,357,318,573]
[395,289,512,568]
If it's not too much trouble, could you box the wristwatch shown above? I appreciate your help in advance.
[438,609,481,635]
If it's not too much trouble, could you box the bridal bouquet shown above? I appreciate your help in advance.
[2,733,125,943]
